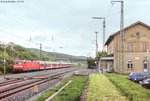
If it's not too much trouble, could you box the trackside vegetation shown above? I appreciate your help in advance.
[106,74,150,101]
[87,51,107,69]
[35,76,88,101]
[0,42,86,74]
[0,42,39,73]
[36,73,150,101]
[86,74,127,101]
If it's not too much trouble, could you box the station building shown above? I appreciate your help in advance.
[99,21,150,74]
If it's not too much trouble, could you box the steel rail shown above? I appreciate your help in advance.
[0,68,77,100]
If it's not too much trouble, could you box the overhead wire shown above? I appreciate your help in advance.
[105,3,120,18]
[0,13,94,51]
[0,28,29,42]
[105,4,114,18]
[2,14,36,33]
[0,2,123,57]
[0,29,37,50]
[1,13,94,41]
[0,14,53,50]
[0,7,108,53]
[0,14,38,47]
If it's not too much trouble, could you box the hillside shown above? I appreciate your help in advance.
[0,42,87,74]
[0,42,52,74]
[28,48,87,62]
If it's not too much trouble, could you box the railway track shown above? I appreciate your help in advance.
[0,79,24,87]
[0,68,75,87]
[0,68,77,100]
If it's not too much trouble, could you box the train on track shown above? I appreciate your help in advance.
[13,60,73,71]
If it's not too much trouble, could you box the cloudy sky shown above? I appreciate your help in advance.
[0,0,150,57]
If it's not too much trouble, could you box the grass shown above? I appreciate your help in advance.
[36,73,150,101]
[105,73,150,101]
[35,78,69,101]
[35,76,88,101]
[86,73,128,101]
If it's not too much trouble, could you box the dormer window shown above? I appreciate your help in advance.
[136,32,140,38]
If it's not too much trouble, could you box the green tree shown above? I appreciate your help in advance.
[87,57,96,69]
[0,42,43,73]
[96,51,107,58]
[86,51,107,69]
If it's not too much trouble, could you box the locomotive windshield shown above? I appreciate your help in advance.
[15,61,23,64]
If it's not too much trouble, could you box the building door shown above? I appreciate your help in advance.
[143,60,148,73]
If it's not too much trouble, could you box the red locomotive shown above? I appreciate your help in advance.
[13,60,73,71]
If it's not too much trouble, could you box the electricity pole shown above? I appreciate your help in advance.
[53,48,56,60]
[111,0,124,74]
[88,52,91,57]
[36,43,42,60]
[3,42,6,79]
[40,43,42,60]
[92,17,106,51]
[95,32,98,57]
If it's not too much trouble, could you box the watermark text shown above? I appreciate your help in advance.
[0,0,24,3]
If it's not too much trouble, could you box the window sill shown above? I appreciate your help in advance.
[127,68,134,71]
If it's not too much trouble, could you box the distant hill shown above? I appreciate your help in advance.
[28,48,87,62]
[0,42,87,74]
[0,42,41,73]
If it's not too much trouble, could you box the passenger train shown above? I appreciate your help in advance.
[13,60,73,71]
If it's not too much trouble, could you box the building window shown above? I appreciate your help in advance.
[143,58,148,72]
[136,32,140,38]
[128,42,134,52]
[143,42,148,52]
[127,60,133,69]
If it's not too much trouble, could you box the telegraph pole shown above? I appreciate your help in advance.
[92,17,106,51]
[53,48,56,59]
[95,32,98,57]
[111,0,124,74]
[102,18,106,51]
[40,43,42,61]
[36,43,42,60]
[88,52,91,57]
[3,42,6,79]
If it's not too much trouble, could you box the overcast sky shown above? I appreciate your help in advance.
[0,0,150,57]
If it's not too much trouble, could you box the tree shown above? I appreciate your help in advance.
[96,51,107,58]
[0,42,43,73]
[87,57,96,69]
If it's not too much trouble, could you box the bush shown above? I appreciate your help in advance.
[86,57,96,69]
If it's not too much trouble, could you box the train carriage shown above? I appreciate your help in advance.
[13,60,72,71]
